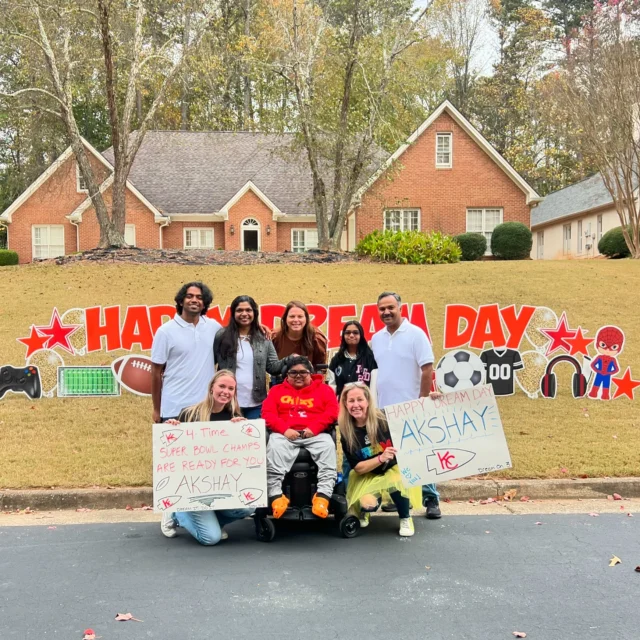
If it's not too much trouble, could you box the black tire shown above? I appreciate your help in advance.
[255,516,276,542]
[339,515,360,538]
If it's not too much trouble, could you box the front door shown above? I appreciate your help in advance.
[243,229,259,251]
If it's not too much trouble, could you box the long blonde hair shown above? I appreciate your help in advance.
[182,369,242,422]
[338,383,387,454]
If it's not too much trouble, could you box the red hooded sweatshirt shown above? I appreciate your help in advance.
[262,374,339,437]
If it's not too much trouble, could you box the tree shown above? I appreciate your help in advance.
[561,1,640,258]
[1,1,217,247]
[258,0,438,250]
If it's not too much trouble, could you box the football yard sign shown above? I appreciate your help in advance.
[385,385,511,485]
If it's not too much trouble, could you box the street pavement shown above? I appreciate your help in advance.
[1,512,639,640]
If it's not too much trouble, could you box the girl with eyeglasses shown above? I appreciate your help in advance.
[338,382,422,536]
[328,320,377,399]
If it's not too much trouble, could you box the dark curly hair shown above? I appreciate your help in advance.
[286,355,314,374]
[174,282,213,316]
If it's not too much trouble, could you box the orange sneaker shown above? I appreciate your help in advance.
[312,494,330,519]
[271,495,290,519]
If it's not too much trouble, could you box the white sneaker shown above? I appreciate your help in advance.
[399,517,415,537]
[161,511,177,538]
[220,529,229,540]
[359,512,370,528]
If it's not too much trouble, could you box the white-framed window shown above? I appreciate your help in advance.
[384,209,420,232]
[76,163,88,193]
[577,220,583,254]
[563,223,572,255]
[537,231,544,259]
[184,228,214,249]
[597,214,603,241]
[291,228,318,253]
[466,208,503,253]
[32,225,65,260]
[124,224,136,247]
[436,133,452,168]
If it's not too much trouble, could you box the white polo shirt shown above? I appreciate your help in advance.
[151,314,221,418]
[371,319,434,409]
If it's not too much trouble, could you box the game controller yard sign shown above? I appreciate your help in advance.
[3,302,431,400]
[436,304,639,401]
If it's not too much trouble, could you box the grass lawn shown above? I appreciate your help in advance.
[0,258,639,489]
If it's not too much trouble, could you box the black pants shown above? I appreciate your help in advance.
[361,492,411,519]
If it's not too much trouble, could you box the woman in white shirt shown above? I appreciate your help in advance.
[213,295,285,418]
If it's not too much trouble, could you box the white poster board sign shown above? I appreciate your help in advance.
[385,385,511,485]
[152,419,268,513]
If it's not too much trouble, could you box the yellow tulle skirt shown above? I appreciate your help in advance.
[346,465,422,514]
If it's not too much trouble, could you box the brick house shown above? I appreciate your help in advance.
[0,101,540,263]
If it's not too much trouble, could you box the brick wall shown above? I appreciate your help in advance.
[7,154,109,263]
[356,111,532,242]
[276,221,317,252]
[163,221,225,250]
[225,190,278,252]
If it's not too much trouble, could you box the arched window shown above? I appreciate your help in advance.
[241,218,260,251]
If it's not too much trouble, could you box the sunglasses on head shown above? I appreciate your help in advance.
[343,381,368,390]
[288,369,311,378]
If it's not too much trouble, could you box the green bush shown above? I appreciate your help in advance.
[455,232,487,261]
[490,222,533,260]
[355,230,461,265]
[598,226,631,258]
[0,249,18,266]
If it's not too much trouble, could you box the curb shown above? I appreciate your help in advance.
[2,478,640,511]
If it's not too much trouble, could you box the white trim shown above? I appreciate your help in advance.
[241,217,261,251]
[290,227,319,253]
[353,100,541,206]
[466,207,503,255]
[348,213,356,251]
[0,147,74,223]
[125,223,136,247]
[220,180,284,220]
[383,208,421,232]
[183,227,215,249]
[435,132,453,169]
[76,163,88,193]
[32,224,65,260]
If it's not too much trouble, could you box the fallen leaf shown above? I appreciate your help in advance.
[620,505,625,510]
[48,526,57,530]
[607,495,614,501]
[125,505,134,511]
[520,496,530,502]
[76,508,92,513]
[485,530,491,534]
[115,612,143,622]
[612,435,617,439]
[635,566,640,572]
[425,566,431,570]
[468,499,476,504]
[560,467,568,473]
[443,497,451,503]
[535,521,543,525]
[578,474,588,479]
[588,512,599,517]
[613,493,623,501]
[503,489,517,501]
[140,505,153,511]
[513,633,527,638]
[628,513,634,517]
[83,629,96,640]
[609,555,622,567]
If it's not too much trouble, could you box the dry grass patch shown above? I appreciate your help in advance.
[0,259,639,488]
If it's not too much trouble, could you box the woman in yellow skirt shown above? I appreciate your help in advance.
[338,382,422,536]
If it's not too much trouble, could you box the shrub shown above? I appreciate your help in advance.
[455,232,487,261]
[355,230,461,264]
[0,250,18,266]
[598,226,631,258]
[490,222,533,260]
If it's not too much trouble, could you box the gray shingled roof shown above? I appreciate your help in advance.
[102,131,387,216]
[531,172,614,227]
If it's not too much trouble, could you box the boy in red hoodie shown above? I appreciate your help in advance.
[262,356,339,519]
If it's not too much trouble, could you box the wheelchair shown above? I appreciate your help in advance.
[254,424,360,542]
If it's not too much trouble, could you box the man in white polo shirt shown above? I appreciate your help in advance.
[151,281,221,423]
[371,291,441,520]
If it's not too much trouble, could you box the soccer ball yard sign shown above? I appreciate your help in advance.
[436,349,486,393]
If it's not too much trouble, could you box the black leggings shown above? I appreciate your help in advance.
[361,491,410,519]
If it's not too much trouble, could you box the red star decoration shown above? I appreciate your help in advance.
[17,325,50,358]
[612,367,640,400]
[565,326,594,357]
[36,308,80,355]
[540,312,578,355]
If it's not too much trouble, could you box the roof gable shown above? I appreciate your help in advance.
[355,100,541,206]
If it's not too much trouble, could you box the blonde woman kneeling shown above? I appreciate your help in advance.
[161,370,255,545]
[338,382,422,536]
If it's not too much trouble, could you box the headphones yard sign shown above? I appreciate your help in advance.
[0,301,638,402]
[437,304,638,401]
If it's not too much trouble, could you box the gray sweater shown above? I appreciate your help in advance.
[213,330,285,405]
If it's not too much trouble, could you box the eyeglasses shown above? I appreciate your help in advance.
[343,330,360,336]
[288,370,311,378]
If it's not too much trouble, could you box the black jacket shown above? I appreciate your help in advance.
[328,348,377,399]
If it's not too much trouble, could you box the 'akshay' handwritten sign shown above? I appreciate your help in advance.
[152,420,267,513]
[385,385,511,485]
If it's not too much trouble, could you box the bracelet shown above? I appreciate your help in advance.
[377,454,383,465]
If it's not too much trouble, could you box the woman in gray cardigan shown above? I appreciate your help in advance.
[213,295,286,419]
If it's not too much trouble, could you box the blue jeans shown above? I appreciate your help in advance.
[422,484,440,504]
[241,405,262,419]
[174,508,254,545]
[342,457,352,490]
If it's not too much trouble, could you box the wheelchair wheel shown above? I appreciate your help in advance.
[339,515,360,539]
[255,516,276,542]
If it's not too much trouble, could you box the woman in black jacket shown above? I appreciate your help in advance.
[328,321,377,399]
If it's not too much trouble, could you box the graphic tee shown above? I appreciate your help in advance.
[341,418,396,476]
[480,349,524,396]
